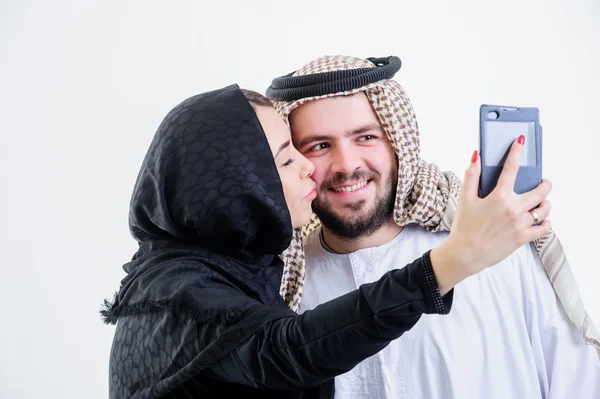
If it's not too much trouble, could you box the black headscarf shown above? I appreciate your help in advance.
[101,83,294,328]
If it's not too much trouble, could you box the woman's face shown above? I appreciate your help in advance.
[254,105,316,229]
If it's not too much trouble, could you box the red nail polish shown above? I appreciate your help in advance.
[471,150,478,163]
[518,135,525,145]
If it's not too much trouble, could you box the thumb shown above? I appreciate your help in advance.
[460,150,481,205]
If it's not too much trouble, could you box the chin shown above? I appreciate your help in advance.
[291,210,313,230]
[333,203,376,222]
[298,214,313,229]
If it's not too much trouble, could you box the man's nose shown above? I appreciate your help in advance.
[330,145,362,175]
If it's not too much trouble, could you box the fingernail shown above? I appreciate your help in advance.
[471,150,478,163]
[518,135,525,145]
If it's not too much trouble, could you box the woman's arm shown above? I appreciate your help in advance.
[203,252,451,389]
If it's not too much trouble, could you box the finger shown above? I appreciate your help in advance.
[520,179,552,210]
[460,150,481,205]
[496,136,525,191]
[524,219,552,243]
[522,200,551,227]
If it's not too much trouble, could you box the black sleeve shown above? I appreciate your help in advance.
[204,251,453,389]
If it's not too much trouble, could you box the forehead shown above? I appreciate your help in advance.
[289,93,380,137]
[255,106,291,153]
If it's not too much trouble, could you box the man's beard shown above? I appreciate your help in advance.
[312,170,396,239]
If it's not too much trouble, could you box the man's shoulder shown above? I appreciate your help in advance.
[402,223,450,240]
[386,224,450,254]
[510,243,546,280]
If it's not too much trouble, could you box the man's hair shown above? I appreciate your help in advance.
[240,89,272,109]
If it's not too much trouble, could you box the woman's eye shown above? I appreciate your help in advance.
[282,159,294,167]
[359,135,376,141]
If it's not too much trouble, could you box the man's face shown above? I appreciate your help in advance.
[290,93,398,239]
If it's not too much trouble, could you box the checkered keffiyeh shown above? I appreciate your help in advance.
[274,55,599,354]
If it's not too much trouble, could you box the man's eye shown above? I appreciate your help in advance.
[359,135,376,141]
[308,143,329,152]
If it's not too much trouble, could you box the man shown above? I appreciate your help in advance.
[266,55,600,398]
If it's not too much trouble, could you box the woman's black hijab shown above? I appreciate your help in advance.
[102,84,295,338]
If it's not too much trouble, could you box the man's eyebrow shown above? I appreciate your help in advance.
[348,123,383,136]
[275,140,290,158]
[295,124,383,148]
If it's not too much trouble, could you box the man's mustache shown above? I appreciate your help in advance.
[321,170,379,190]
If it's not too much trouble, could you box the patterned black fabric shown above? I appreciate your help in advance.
[102,84,298,398]
[109,306,296,398]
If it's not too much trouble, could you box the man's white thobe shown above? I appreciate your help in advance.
[299,224,600,398]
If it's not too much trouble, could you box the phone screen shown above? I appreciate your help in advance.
[483,121,536,167]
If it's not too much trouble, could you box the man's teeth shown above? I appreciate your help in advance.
[332,181,368,192]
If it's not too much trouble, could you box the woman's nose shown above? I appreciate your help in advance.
[301,157,315,179]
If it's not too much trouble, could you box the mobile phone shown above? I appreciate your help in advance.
[479,105,542,198]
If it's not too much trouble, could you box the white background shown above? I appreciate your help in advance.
[1,1,598,397]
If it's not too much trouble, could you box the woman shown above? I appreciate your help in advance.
[101,85,550,398]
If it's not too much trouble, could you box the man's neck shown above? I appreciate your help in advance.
[321,220,404,254]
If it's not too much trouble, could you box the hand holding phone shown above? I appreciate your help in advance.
[479,105,543,198]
